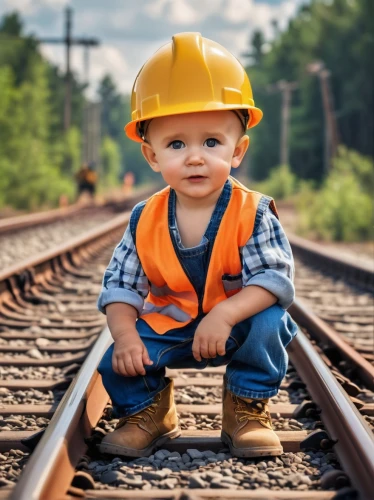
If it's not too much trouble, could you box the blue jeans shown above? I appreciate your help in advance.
[98,304,298,418]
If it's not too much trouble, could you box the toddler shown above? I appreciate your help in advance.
[97,32,298,458]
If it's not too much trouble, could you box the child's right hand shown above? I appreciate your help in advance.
[112,334,153,377]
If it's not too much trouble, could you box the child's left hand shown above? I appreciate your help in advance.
[192,309,233,362]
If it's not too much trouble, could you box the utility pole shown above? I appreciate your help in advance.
[39,7,100,131]
[307,61,339,172]
[319,68,339,163]
[83,102,101,170]
[267,80,298,166]
[64,7,72,132]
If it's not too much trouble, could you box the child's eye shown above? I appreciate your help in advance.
[169,140,185,149]
[204,138,219,147]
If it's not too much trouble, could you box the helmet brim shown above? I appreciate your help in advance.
[124,106,263,143]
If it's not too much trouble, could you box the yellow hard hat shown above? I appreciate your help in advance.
[125,32,263,142]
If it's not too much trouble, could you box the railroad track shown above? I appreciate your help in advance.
[0,186,158,272]
[0,193,373,499]
[0,189,146,235]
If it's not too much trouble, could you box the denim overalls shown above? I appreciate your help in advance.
[98,182,298,418]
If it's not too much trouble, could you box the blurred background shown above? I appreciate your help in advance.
[0,0,372,245]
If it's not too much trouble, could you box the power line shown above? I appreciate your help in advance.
[266,80,299,166]
[38,7,100,131]
[307,61,340,172]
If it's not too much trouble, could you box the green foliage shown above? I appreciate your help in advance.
[0,11,85,210]
[252,165,298,200]
[100,136,122,188]
[332,146,374,197]
[97,77,157,185]
[246,0,374,183]
[296,147,373,241]
[63,127,82,176]
[0,58,75,209]
[123,95,159,184]
[1,3,373,212]
[98,75,124,140]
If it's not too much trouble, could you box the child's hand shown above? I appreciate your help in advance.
[192,310,233,362]
[112,333,153,376]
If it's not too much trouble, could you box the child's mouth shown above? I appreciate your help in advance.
[187,175,206,182]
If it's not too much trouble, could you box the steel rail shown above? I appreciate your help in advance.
[288,232,374,293]
[0,185,160,235]
[0,211,130,284]
[288,327,374,500]
[290,299,374,390]
[2,208,132,499]
[0,204,83,234]
[11,319,374,499]
[1,224,372,294]
[2,193,373,498]
[10,327,112,500]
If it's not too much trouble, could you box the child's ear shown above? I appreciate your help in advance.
[141,142,161,172]
[231,135,250,169]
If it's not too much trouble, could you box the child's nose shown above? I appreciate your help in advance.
[186,149,204,166]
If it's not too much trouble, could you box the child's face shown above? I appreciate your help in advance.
[141,111,249,202]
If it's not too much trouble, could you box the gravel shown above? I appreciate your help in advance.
[85,448,344,491]
[0,415,49,432]
[0,366,72,381]
[0,210,115,271]
[88,377,330,493]
[0,338,93,347]
[0,450,29,487]
[173,369,312,406]
[0,236,115,490]
[0,388,65,405]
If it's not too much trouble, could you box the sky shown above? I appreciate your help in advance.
[0,0,310,99]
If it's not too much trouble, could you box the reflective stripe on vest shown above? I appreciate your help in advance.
[136,177,263,334]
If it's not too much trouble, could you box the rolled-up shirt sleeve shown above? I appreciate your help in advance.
[97,225,149,315]
[240,206,295,309]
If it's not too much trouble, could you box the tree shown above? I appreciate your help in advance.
[245,0,374,183]
[101,136,122,188]
[97,75,154,184]
[0,60,74,209]
[0,11,83,209]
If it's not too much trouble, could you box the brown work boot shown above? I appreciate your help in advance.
[221,382,283,457]
[98,380,180,457]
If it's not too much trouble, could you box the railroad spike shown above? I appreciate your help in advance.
[320,469,351,490]
[20,429,45,451]
[292,400,319,418]
[300,429,330,451]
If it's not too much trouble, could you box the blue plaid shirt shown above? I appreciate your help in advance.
[98,196,295,315]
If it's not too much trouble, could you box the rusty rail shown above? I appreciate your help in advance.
[290,299,374,390]
[0,211,130,285]
[288,327,374,500]
[2,190,373,499]
[288,233,373,293]
[0,184,160,235]
[11,321,374,499]
[10,328,112,500]
[0,204,84,234]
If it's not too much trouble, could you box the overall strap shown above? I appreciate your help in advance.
[129,201,147,245]
[253,195,279,234]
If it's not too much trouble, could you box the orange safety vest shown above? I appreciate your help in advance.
[136,177,276,334]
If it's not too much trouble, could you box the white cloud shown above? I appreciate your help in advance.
[144,0,169,18]
[144,0,221,25]
[0,0,310,97]
[3,0,67,15]
[90,45,130,93]
[223,0,255,23]
[223,0,303,34]
[167,0,199,24]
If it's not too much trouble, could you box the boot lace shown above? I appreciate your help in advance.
[116,395,161,429]
[233,396,272,427]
